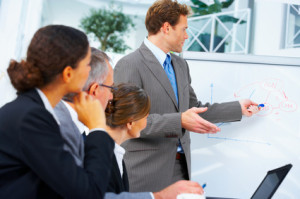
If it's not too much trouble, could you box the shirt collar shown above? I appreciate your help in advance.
[62,100,89,135]
[144,37,170,68]
[114,143,126,177]
[114,143,126,155]
[35,88,60,125]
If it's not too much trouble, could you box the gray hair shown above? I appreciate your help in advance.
[63,47,110,102]
[82,47,110,91]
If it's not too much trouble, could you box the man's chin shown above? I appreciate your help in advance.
[172,49,182,53]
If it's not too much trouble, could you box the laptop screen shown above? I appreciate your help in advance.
[251,164,292,199]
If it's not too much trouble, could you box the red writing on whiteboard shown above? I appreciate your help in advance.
[234,78,297,117]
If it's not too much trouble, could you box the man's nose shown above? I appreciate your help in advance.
[184,30,188,39]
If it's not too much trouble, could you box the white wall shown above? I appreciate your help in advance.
[41,0,150,64]
[252,0,300,57]
[0,0,43,107]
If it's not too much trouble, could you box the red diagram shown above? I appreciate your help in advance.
[233,78,297,117]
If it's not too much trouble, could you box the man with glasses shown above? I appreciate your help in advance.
[83,48,115,109]
[54,47,204,199]
[54,47,113,167]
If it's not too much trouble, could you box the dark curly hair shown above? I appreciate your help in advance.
[105,83,150,128]
[7,25,89,92]
[145,0,189,35]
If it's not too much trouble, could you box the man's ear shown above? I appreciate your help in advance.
[162,22,170,34]
[62,66,73,83]
[87,83,99,97]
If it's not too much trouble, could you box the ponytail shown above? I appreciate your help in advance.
[7,60,43,92]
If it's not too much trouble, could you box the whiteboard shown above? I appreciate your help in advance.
[183,52,300,199]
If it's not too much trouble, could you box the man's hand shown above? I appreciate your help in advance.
[153,180,204,199]
[181,107,220,134]
[73,92,106,130]
[239,99,259,117]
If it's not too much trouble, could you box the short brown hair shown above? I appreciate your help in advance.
[145,0,189,35]
[105,83,150,128]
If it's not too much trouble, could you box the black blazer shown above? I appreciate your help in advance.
[106,154,129,194]
[0,89,114,199]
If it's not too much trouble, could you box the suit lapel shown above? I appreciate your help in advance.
[139,43,179,110]
[111,155,123,192]
[171,54,184,110]
[54,101,85,162]
[122,161,129,191]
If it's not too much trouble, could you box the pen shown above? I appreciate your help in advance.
[257,104,264,108]
[202,183,206,189]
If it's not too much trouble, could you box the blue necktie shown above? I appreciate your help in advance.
[163,54,178,104]
[164,54,184,154]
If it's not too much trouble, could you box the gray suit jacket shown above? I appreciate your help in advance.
[54,101,85,167]
[114,43,242,192]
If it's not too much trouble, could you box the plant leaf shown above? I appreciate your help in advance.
[218,15,246,24]
[80,6,135,53]
[222,0,235,9]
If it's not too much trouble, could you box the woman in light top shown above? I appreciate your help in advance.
[104,83,150,194]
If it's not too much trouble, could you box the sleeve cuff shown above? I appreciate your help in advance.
[150,192,155,199]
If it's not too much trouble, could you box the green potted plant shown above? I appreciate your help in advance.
[80,4,135,53]
[188,0,246,52]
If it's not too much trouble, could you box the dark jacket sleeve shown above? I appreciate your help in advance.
[19,107,114,199]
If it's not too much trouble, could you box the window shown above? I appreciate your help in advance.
[285,4,300,48]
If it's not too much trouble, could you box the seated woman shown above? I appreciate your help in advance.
[0,25,114,198]
[104,83,150,194]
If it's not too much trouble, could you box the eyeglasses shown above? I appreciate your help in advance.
[99,83,118,92]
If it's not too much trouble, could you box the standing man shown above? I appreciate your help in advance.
[114,0,259,192]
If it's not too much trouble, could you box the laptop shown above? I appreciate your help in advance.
[206,164,293,199]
